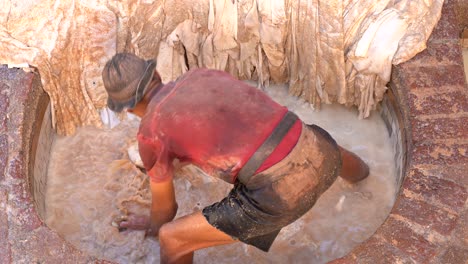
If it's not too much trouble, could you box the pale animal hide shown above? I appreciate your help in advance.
[0,0,443,135]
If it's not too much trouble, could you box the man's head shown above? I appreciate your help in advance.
[102,53,157,112]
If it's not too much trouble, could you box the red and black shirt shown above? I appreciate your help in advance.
[137,68,301,183]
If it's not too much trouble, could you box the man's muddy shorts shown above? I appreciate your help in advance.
[202,123,342,252]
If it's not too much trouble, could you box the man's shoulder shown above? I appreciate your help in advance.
[182,68,231,80]
[188,67,223,74]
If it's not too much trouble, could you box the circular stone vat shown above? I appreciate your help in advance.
[30,81,407,263]
[2,1,467,263]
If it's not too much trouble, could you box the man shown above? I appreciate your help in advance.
[102,53,369,264]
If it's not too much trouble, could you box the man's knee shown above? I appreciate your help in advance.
[338,146,369,183]
[159,221,179,250]
[159,219,201,264]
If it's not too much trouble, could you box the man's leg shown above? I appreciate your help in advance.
[338,146,369,183]
[158,211,237,264]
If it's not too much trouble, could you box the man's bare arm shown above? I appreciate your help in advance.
[147,179,178,236]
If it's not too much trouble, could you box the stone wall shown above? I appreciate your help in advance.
[333,0,468,262]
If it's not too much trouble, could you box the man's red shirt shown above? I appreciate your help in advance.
[137,68,301,183]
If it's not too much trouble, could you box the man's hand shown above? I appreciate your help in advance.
[117,214,150,232]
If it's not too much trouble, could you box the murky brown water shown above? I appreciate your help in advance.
[45,84,396,264]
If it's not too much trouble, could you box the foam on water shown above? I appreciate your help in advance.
[45,83,396,263]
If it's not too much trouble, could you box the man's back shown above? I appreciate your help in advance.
[138,68,297,183]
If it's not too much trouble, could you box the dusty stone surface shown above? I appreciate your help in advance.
[454,0,468,31]
[393,192,459,235]
[403,169,467,211]
[398,64,466,89]
[0,1,467,263]
[411,117,468,142]
[408,88,468,116]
